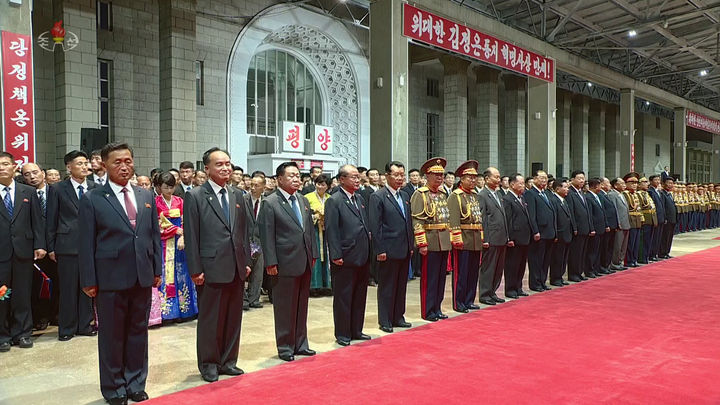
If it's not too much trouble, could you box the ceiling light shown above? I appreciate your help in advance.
[628,30,637,37]
[587,82,593,87]
[645,101,651,106]
[700,69,708,77]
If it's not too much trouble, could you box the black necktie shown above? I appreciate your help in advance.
[38,190,46,215]
[219,188,230,223]
[78,185,84,199]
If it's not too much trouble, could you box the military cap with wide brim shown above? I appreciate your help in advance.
[421,157,447,175]
[623,172,641,182]
[455,160,479,177]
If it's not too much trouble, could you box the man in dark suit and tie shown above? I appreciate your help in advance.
[243,175,266,310]
[585,178,609,278]
[598,178,619,274]
[47,150,97,341]
[503,174,533,296]
[566,170,595,282]
[403,168,422,279]
[0,152,46,352]
[477,167,510,305]
[79,143,161,404]
[661,166,671,183]
[548,178,575,286]
[647,175,666,261]
[173,161,195,199]
[369,161,413,333]
[659,177,677,259]
[524,170,556,291]
[258,162,319,362]
[325,164,371,346]
[300,166,323,195]
[90,149,108,186]
[184,147,251,383]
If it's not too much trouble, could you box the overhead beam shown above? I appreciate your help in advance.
[546,0,583,42]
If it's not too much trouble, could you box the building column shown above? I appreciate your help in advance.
[440,56,470,170]
[605,105,620,179]
[673,107,687,182]
[556,90,571,177]
[370,0,409,168]
[503,75,527,174]
[527,74,556,175]
[158,0,196,168]
[588,100,606,178]
[472,66,499,168]
[571,94,589,173]
[620,89,635,173]
[713,137,720,182]
[53,0,98,167]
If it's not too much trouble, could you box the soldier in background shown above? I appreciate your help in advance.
[637,177,658,264]
[622,173,643,267]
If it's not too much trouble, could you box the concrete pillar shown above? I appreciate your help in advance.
[472,66,499,168]
[620,89,635,172]
[159,0,196,169]
[440,57,470,169]
[605,105,620,179]
[503,75,527,174]
[370,0,409,168]
[555,91,571,177]
[53,0,98,166]
[527,74,557,175]
[712,137,720,182]
[588,100,606,178]
[673,107,687,182]
[571,94,589,173]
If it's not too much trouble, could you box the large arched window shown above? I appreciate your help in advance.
[247,49,323,154]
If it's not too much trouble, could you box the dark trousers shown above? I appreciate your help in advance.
[641,225,654,262]
[600,230,615,269]
[196,273,244,376]
[244,253,264,306]
[451,250,480,311]
[32,256,59,327]
[411,250,422,277]
[549,240,569,284]
[585,234,601,276]
[377,256,409,328]
[0,256,33,343]
[504,245,528,295]
[331,262,369,341]
[626,228,641,264]
[57,255,94,336]
[271,267,311,358]
[479,245,506,299]
[660,222,675,257]
[528,239,552,290]
[96,284,151,400]
[567,235,588,279]
[650,225,662,259]
[420,251,448,319]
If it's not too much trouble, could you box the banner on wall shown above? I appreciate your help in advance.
[686,110,720,135]
[2,31,36,166]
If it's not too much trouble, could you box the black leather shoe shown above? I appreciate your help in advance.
[518,290,529,296]
[77,329,97,337]
[16,337,33,348]
[59,335,73,341]
[637,260,648,264]
[243,304,250,311]
[249,302,264,308]
[128,391,149,402]
[33,320,50,331]
[219,366,244,376]
[106,396,128,405]
[394,321,412,328]
[353,334,371,341]
[550,282,564,287]
[529,287,544,292]
[379,325,393,333]
[579,275,588,280]
[279,353,295,362]
[562,280,570,285]
[467,304,480,310]
[296,348,316,356]
[437,313,449,319]
[491,296,505,303]
[628,263,638,268]
[568,276,583,282]
[664,255,673,259]
[455,307,470,312]
[479,298,496,306]
[425,315,439,321]
[505,293,519,299]
[542,285,552,290]
[0,342,10,352]
[336,339,351,347]
[201,372,219,382]
[585,273,596,278]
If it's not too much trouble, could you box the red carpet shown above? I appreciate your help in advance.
[149,248,720,404]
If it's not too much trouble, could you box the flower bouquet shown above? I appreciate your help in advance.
[0,285,10,301]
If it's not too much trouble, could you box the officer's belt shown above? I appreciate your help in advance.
[641,209,656,214]
[459,224,482,230]
[629,212,644,216]
[423,224,449,230]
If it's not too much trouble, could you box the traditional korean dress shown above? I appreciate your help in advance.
[305,191,331,292]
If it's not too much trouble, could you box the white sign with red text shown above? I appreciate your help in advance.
[312,125,333,155]
[281,121,305,154]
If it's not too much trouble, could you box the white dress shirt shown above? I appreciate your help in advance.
[108,180,137,217]
[94,173,107,185]
[1,180,16,205]
[208,179,229,205]
[70,177,89,199]
[278,186,296,202]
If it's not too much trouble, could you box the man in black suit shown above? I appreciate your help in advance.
[503,174,532,297]
[548,178,575,286]
[566,170,595,282]
[359,168,381,286]
[585,178,609,278]
[647,175,666,261]
[524,170,556,291]
[90,149,108,186]
[184,147,251,383]
[369,161,413,333]
[0,152,46,352]
[173,161,195,199]
[79,143,161,404]
[325,164,371,346]
[243,175,266,310]
[659,178,677,259]
[661,166,671,183]
[403,168,422,279]
[477,167,510,305]
[47,150,97,341]
[598,178,619,274]
[258,162,319,362]
[300,166,323,195]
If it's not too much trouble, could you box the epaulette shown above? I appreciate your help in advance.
[453,188,464,195]
[417,186,429,192]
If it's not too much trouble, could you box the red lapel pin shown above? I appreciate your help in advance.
[23,198,29,203]
[145,203,151,208]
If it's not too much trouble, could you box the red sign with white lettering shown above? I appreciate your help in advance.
[1,31,35,166]
[402,3,554,83]
[686,110,720,135]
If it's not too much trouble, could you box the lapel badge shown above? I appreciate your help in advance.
[209,197,213,201]
[105,193,110,198]
[23,198,29,203]
[145,203,151,208]
[236,204,240,208]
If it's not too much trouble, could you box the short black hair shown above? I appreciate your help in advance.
[663,177,675,184]
[367,168,379,176]
[90,149,102,158]
[552,177,568,191]
[232,165,244,173]
[150,168,163,178]
[409,168,420,175]
[301,173,311,180]
[649,175,660,182]
[445,171,455,178]
[0,151,14,162]
[588,177,602,188]
[100,143,133,161]
[168,168,179,174]
[315,174,331,187]
[385,160,405,174]
[64,150,88,165]
[154,171,176,188]
[509,173,523,184]
[310,166,322,173]
[202,147,230,166]
[610,178,621,187]
[251,170,266,178]
[570,170,585,179]
[179,161,194,170]
[276,161,298,177]
[242,173,251,179]
[357,166,368,173]
[500,175,510,182]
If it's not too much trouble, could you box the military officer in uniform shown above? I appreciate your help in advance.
[410,158,451,322]
[637,177,658,264]
[622,173,644,267]
[447,160,483,313]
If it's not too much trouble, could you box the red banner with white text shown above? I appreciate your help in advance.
[686,110,720,135]
[1,31,35,166]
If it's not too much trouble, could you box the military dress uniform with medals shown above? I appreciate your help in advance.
[622,173,643,266]
[638,179,658,263]
[447,161,483,313]
[411,158,451,321]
